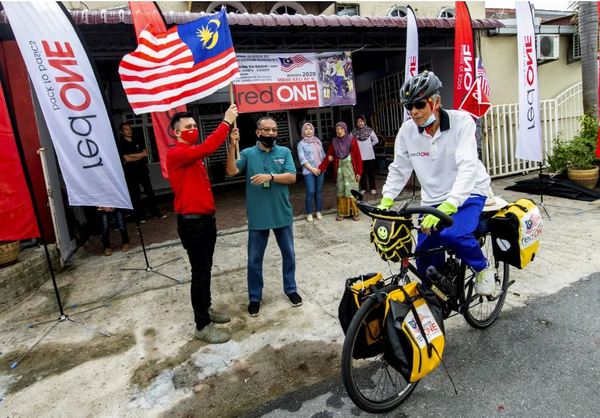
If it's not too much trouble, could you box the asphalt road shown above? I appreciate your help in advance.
[246,273,600,418]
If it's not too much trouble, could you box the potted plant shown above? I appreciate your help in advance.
[547,115,599,189]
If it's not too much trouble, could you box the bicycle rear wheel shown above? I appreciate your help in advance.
[321,84,336,106]
[462,233,510,329]
[341,296,418,413]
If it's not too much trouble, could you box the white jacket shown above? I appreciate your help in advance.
[382,109,490,208]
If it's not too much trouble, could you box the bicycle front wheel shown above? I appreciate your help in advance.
[462,233,510,329]
[341,296,418,413]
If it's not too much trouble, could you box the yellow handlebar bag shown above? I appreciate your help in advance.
[490,198,542,269]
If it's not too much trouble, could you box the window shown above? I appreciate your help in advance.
[387,5,408,18]
[336,3,360,17]
[206,2,248,14]
[438,7,455,18]
[271,2,307,15]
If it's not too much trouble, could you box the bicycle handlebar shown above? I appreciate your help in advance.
[351,189,454,227]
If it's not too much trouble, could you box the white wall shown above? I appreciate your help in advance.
[357,1,485,19]
[480,34,582,104]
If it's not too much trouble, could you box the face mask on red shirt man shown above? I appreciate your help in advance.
[180,128,199,144]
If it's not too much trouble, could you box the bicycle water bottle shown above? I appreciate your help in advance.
[427,266,456,298]
[425,266,451,301]
[426,266,443,284]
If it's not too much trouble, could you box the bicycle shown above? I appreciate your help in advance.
[341,191,512,413]
[321,74,352,106]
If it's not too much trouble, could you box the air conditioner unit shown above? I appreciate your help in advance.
[572,33,581,59]
[536,35,560,61]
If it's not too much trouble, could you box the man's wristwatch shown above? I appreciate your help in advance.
[270,173,275,182]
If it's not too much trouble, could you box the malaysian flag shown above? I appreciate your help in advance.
[119,9,239,114]
[476,58,491,98]
[279,55,311,72]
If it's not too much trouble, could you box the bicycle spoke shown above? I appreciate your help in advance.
[343,297,418,412]
[462,235,510,328]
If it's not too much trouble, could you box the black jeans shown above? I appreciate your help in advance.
[177,214,216,330]
[360,159,377,191]
[126,170,161,221]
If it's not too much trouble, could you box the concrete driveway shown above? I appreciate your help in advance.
[1,175,599,417]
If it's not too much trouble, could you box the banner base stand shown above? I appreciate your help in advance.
[537,163,552,220]
[11,312,111,369]
[10,283,112,370]
[111,223,183,300]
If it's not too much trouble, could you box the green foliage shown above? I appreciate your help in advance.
[546,135,570,173]
[547,115,599,172]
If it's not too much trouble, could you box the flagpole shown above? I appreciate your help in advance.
[229,82,240,160]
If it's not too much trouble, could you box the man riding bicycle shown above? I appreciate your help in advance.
[378,71,494,296]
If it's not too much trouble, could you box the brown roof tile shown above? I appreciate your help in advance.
[1,10,504,30]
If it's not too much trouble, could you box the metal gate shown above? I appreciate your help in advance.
[305,107,335,140]
[482,82,583,177]
[371,61,432,137]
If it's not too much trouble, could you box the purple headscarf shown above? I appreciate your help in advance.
[332,122,353,159]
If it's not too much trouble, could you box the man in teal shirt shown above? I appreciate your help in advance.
[226,116,302,317]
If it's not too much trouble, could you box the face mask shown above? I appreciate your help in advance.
[180,128,198,144]
[418,114,436,128]
[258,135,277,148]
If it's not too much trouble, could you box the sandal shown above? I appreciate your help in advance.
[336,216,344,221]
[353,216,360,221]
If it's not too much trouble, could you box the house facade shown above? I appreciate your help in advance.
[0,1,583,256]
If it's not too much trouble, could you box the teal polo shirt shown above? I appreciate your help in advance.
[236,143,297,230]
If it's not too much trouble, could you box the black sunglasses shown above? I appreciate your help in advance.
[404,101,428,111]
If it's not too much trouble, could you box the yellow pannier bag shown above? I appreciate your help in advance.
[383,282,445,383]
[338,273,385,359]
[490,198,542,269]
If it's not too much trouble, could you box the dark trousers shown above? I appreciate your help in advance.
[126,170,161,221]
[177,214,217,330]
[247,225,296,302]
[101,210,129,248]
[360,159,377,191]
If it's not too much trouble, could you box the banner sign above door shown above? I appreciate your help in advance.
[233,52,356,113]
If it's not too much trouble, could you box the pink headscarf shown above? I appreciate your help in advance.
[300,122,320,144]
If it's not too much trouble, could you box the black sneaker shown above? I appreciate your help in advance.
[287,292,303,307]
[248,301,260,317]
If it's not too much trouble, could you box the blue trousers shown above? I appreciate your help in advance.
[247,225,297,302]
[303,173,324,213]
[101,210,129,248]
[416,195,487,277]
[335,76,344,96]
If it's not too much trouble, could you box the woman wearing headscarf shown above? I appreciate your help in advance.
[318,122,363,221]
[297,122,326,222]
[352,114,379,195]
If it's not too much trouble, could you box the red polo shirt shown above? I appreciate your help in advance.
[167,122,230,215]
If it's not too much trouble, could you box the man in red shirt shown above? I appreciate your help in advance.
[167,104,238,344]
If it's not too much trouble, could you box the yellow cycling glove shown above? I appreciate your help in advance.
[377,197,394,210]
[421,200,457,229]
